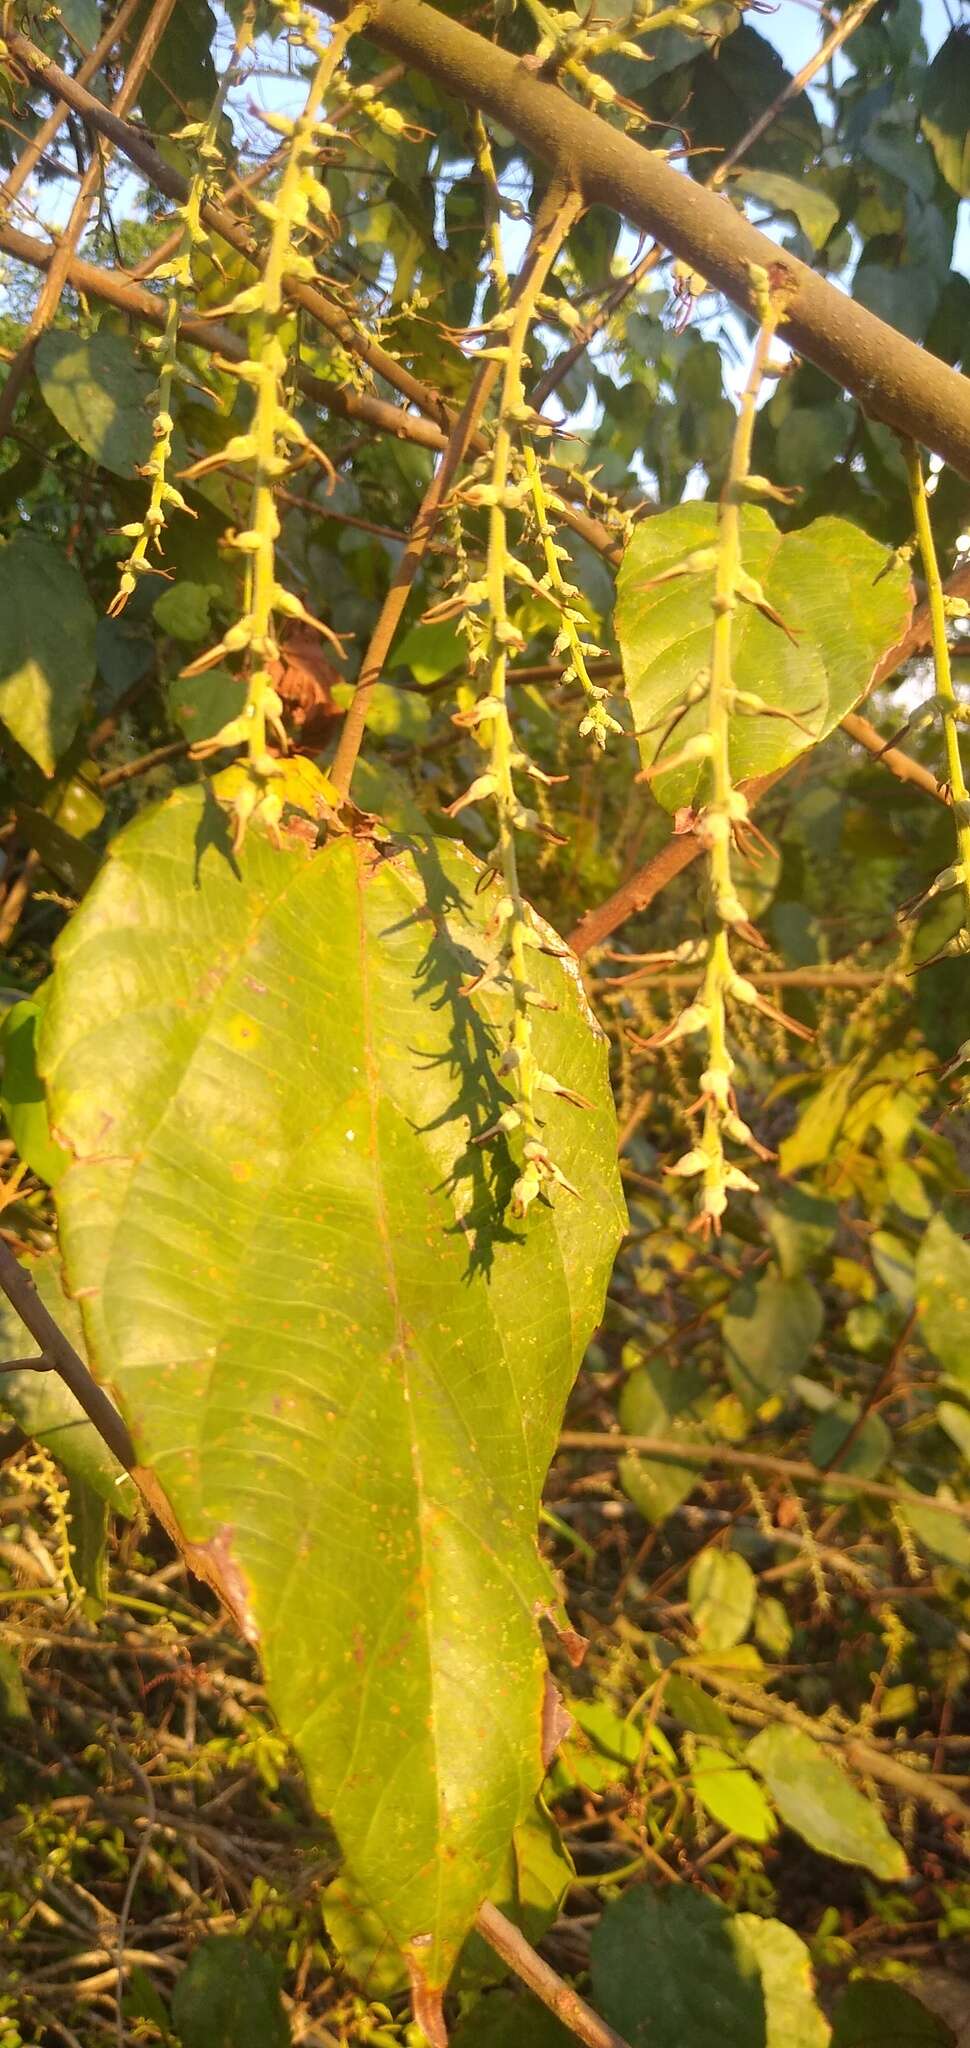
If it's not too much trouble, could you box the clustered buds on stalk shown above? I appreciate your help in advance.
[633,263,805,1234]
[107,35,251,619]
[520,0,722,112]
[903,443,970,947]
[137,0,363,847]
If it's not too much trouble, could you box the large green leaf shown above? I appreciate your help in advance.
[915,1213,970,1387]
[40,788,624,1996]
[615,506,911,811]
[36,329,156,479]
[688,1548,756,1651]
[590,1887,826,2048]
[731,169,839,250]
[690,1745,777,1842]
[746,1726,907,1881]
[0,534,96,775]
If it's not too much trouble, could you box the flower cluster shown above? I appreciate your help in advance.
[635,264,807,1233]
[109,27,254,616]
[170,0,365,845]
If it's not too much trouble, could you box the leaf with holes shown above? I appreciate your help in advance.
[39,786,624,2005]
[615,506,912,811]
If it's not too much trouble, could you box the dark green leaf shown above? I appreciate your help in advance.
[0,534,96,775]
[723,1271,823,1414]
[920,27,970,196]
[590,1887,765,2048]
[619,1357,713,1523]
[833,1979,955,2048]
[35,328,156,478]
[0,1643,30,1723]
[171,1938,290,2048]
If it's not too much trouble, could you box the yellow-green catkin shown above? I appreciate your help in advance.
[903,442,970,938]
[650,263,800,1232]
[110,13,256,617]
[177,0,367,844]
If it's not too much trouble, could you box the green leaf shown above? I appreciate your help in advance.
[809,1399,891,1482]
[665,1674,737,1746]
[171,1938,290,2048]
[746,1725,908,1881]
[615,507,911,811]
[124,0,218,135]
[779,1061,864,1177]
[899,1495,970,1572]
[167,668,246,747]
[833,1979,955,2048]
[764,1187,838,1279]
[40,788,624,1992]
[723,1270,823,1414]
[154,581,216,645]
[65,1474,110,1607]
[688,1550,756,1651]
[590,1886,765,2048]
[916,1214,970,1387]
[920,27,970,197]
[732,1916,830,2048]
[0,999,70,1186]
[618,1357,713,1524]
[0,1252,136,1517]
[36,328,156,478]
[691,1744,777,1842]
[731,169,839,249]
[937,1400,970,1461]
[393,617,466,683]
[0,534,96,775]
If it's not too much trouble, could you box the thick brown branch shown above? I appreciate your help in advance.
[316,0,970,479]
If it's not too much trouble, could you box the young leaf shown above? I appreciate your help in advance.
[690,1744,777,1842]
[732,1915,830,2048]
[688,1549,756,1651]
[619,1357,714,1523]
[0,534,96,776]
[746,1725,908,1881]
[40,788,624,1995]
[615,507,912,811]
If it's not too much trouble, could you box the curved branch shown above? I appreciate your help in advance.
[316,0,970,480]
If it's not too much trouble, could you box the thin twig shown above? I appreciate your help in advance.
[475,1900,632,2048]
[0,1239,135,1472]
[558,1431,970,1523]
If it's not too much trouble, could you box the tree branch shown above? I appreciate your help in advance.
[559,1430,970,1524]
[314,0,970,480]
[0,1238,135,1471]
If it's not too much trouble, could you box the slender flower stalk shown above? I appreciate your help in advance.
[109,12,256,616]
[903,442,970,935]
[177,0,368,842]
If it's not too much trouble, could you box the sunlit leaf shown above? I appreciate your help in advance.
[746,1725,907,1881]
